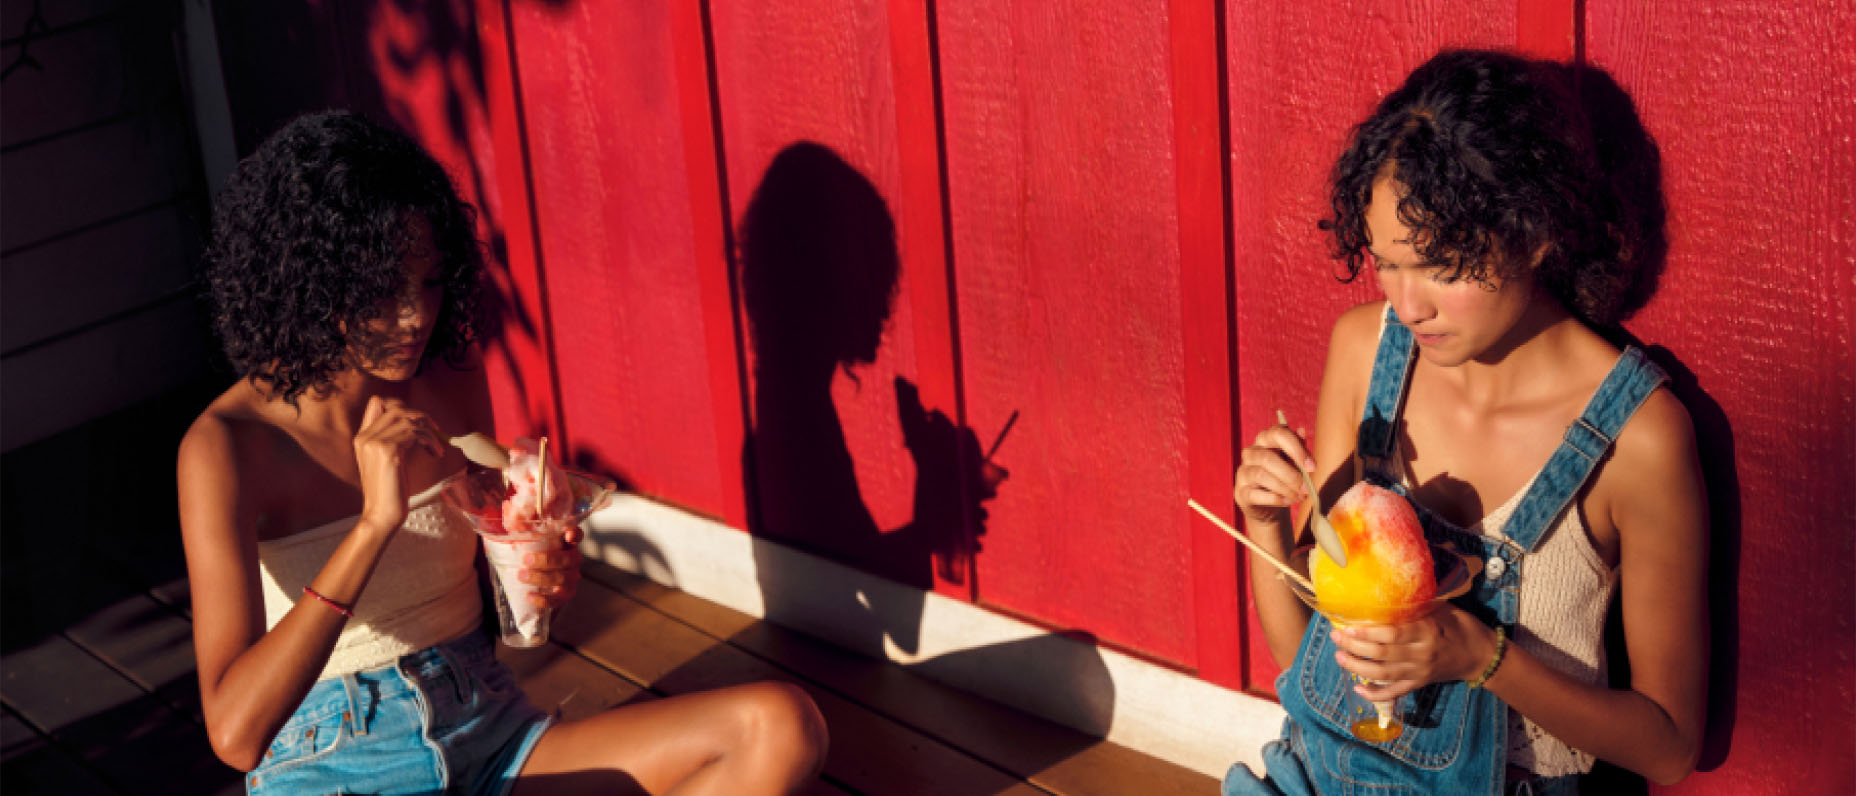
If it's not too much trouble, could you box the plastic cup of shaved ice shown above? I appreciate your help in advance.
[441,466,615,647]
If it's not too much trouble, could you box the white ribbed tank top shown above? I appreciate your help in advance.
[1381,454,1615,776]
[256,477,482,680]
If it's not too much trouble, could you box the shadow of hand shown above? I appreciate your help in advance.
[895,377,1002,585]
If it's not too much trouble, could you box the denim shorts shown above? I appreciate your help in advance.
[246,631,552,795]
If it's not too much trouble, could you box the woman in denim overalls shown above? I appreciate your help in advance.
[1224,51,1709,794]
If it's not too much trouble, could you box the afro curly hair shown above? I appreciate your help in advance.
[1321,49,1657,327]
[203,110,483,404]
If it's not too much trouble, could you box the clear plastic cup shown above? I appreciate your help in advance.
[441,467,615,647]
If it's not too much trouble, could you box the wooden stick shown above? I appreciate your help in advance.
[1187,499,1315,592]
[536,436,549,520]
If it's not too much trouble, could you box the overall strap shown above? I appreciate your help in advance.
[1358,304,1417,466]
[1502,346,1669,552]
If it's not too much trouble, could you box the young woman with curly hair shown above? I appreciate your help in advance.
[179,111,826,795]
[1224,50,1707,794]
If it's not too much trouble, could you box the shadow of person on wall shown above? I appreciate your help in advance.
[1555,59,1741,793]
[738,140,965,653]
[736,141,1115,745]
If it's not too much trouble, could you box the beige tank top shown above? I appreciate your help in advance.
[1382,427,1616,777]
[257,477,482,680]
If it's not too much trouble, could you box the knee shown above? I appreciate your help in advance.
[735,681,828,771]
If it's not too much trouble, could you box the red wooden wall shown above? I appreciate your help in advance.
[212,0,1854,791]
[937,2,1203,668]
[1583,3,1855,792]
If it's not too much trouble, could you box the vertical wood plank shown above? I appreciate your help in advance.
[938,2,1198,666]
[0,18,185,148]
[1517,0,1579,60]
[1169,0,1244,688]
[1587,3,1855,792]
[473,0,565,443]
[710,0,974,616]
[885,0,969,596]
[673,0,753,530]
[497,2,739,519]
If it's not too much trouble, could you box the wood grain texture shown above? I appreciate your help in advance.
[1,0,126,38]
[1516,0,1578,59]
[503,2,734,514]
[0,709,123,796]
[587,564,1219,796]
[0,296,212,451]
[498,643,650,723]
[0,633,236,793]
[554,577,1045,796]
[61,590,201,724]
[0,17,184,148]
[709,0,979,617]
[1170,0,1246,689]
[0,204,200,354]
[671,0,754,530]
[1223,0,1512,692]
[712,0,914,547]
[467,0,564,445]
[1586,2,1856,792]
[937,1,1198,667]
[184,8,1856,792]
[0,111,196,252]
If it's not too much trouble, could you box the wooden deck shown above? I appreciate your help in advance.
[2,558,1217,795]
[0,399,1216,794]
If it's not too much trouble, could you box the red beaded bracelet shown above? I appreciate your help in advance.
[302,586,355,618]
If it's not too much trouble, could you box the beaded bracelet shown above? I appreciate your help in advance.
[302,585,355,618]
[1466,626,1507,689]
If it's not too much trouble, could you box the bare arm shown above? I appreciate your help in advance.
[178,396,442,771]
[1236,302,1379,667]
[1482,390,1708,783]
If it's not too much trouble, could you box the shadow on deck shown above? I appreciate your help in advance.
[0,385,1215,795]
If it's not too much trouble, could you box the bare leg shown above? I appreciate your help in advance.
[512,680,828,796]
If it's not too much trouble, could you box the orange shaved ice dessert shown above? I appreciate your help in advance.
[1311,482,1436,623]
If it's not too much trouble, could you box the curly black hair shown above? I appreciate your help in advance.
[1321,49,1656,327]
[203,110,483,403]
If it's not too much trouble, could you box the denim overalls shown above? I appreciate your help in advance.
[1225,309,1666,796]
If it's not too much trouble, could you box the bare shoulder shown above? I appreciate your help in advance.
[181,383,256,470]
[177,385,263,554]
[1327,301,1387,371]
[1602,385,1705,541]
[178,380,284,506]
[1330,300,1388,350]
[1613,387,1698,475]
[1322,300,1389,411]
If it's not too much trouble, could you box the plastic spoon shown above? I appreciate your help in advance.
[449,432,511,469]
[1277,410,1347,568]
